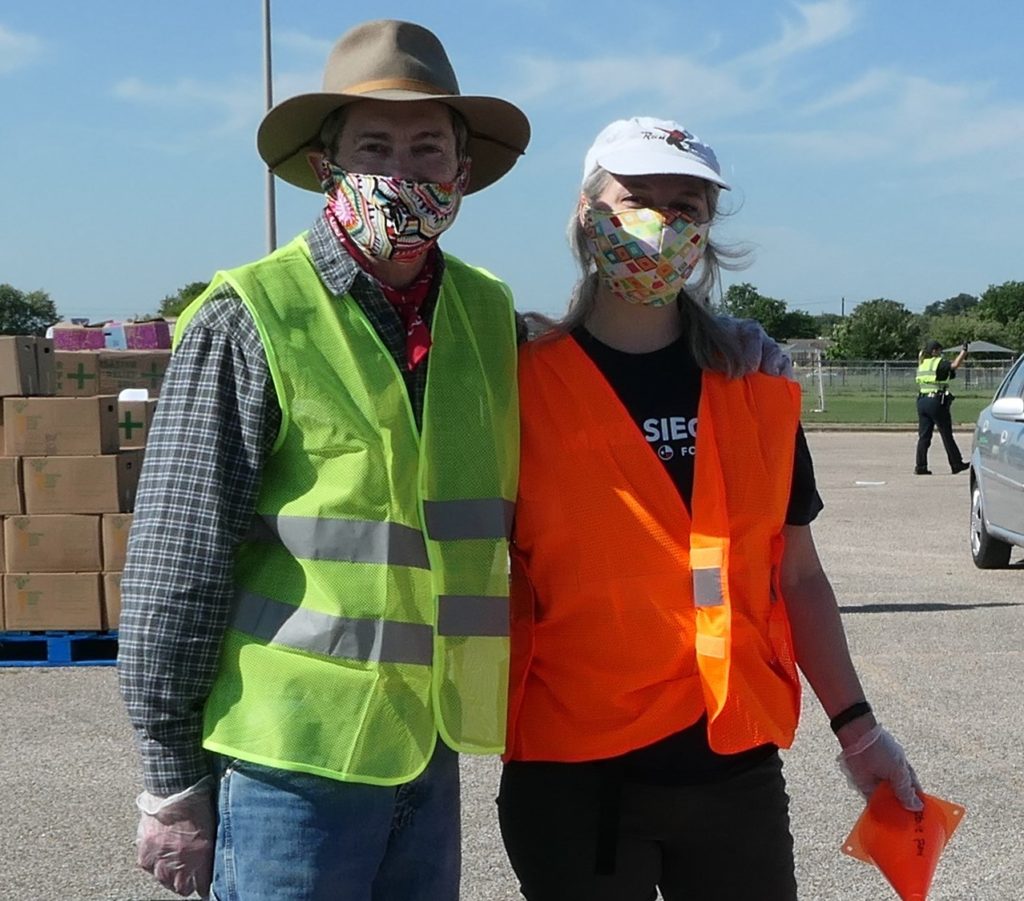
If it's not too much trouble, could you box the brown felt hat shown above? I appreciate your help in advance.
[257,19,530,194]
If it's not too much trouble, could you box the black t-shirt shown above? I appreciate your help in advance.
[571,327,823,783]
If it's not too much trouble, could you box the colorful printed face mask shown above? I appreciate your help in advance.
[320,161,470,261]
[583,206,710,306]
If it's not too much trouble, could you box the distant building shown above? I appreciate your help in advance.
[779,338,833,367]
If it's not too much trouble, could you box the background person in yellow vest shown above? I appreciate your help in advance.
[118,20,528,901]
[498,117,926,901]
[915,338,970,475]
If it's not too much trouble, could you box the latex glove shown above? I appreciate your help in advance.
[718,316,795,379]
[136,777,215,898]
[837,724,923,812]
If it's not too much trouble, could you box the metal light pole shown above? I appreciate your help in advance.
[262,0,277,252]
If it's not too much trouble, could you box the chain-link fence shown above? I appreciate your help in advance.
[795,359,1018,424]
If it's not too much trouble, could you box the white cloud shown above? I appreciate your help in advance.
[763,71,1024,172]
[112,76,263,135]
[503,0,861,118]
[800,68,895,115]
[0,23,44,74]
[731,0,860,71]
[275,31,332,60]
[508,53,762,120]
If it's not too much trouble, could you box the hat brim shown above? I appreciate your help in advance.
[595,147,731,190]
[257,90,530,195]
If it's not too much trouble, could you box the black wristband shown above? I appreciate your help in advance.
[829,701,872,734]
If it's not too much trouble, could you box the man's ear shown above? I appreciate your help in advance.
[307,151,331,187]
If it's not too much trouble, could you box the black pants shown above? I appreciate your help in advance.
[916,393,965,471]
[497,754,797,901]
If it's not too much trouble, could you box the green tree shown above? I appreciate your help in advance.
[720,283,790,338]
[827,299,921,360]
[0,284,61,336]
[923,292,978,317]
[976,281,1024,325]
[158,280,210,318]
[814,312,843,337]
[777,309,818,340]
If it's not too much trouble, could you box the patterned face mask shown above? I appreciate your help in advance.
[320,161,470,261]
[583,206,710,306]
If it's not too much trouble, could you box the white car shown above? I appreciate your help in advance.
[970,353,1024,567]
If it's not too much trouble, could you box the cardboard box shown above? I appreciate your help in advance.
[0,337,36,396]
[101,513,133,571]
[125,320,172,350]
[54,352,100,397]
[22,451,144,514]
[0,456,21,514]
[35,338,55,396]
[97,351,172,397]
[3,396,121,456]
[103,571,122,630]
[4,515,103,573]
[117,399,158,448]
[3,572,103,630]
[51,322,107,351]
[0,336,54,397]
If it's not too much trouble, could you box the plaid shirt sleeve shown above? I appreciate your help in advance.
[117,286,278,796]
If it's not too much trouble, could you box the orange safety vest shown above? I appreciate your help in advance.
[506,334,803,762]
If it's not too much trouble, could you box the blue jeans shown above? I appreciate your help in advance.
[210,741,460,901]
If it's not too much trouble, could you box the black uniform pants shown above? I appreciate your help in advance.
[497,754,797,901]
[916,393,965,471]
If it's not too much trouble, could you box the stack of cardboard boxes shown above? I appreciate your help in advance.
[0,335,170,634]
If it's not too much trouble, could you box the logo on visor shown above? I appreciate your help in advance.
[657,128,691,153]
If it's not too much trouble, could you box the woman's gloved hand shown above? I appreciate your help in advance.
[837,724,923,812]
[718,316,795,379]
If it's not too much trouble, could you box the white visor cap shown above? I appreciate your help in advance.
[582,116,730,190]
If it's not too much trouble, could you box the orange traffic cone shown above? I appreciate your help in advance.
[841,783,965,900]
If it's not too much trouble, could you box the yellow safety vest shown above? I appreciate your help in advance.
[175,235,518,785]
[916,356,949,394]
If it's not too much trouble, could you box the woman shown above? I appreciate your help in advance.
[498,117,923,901]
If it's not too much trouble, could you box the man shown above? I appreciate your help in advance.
[119,20,529,901]
[915,339,970,475]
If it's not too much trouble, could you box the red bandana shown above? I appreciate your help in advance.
[325,211,435,370]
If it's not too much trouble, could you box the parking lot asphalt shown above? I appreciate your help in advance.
[2,431,1021,900]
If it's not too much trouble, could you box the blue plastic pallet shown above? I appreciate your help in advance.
[0,630,118,667]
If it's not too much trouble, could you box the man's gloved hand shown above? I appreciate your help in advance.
[718,316,795,379]
[136,777,215,898]
[837,724,923,812]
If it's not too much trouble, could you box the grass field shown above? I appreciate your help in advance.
[800,392,990,424]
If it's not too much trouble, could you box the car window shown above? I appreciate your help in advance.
[996,356,1024,400]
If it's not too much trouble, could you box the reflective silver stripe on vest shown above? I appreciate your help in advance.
[231,590,434,666]
[437,595,510,637]
[422,498,514,541]
[248,515,429,569]
[693,568,724,607]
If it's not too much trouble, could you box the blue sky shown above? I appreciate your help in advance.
[2,0,1023,322]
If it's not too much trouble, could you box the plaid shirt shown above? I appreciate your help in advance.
[118,214,444,796]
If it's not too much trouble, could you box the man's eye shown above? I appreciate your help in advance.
[358,143,388,154]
